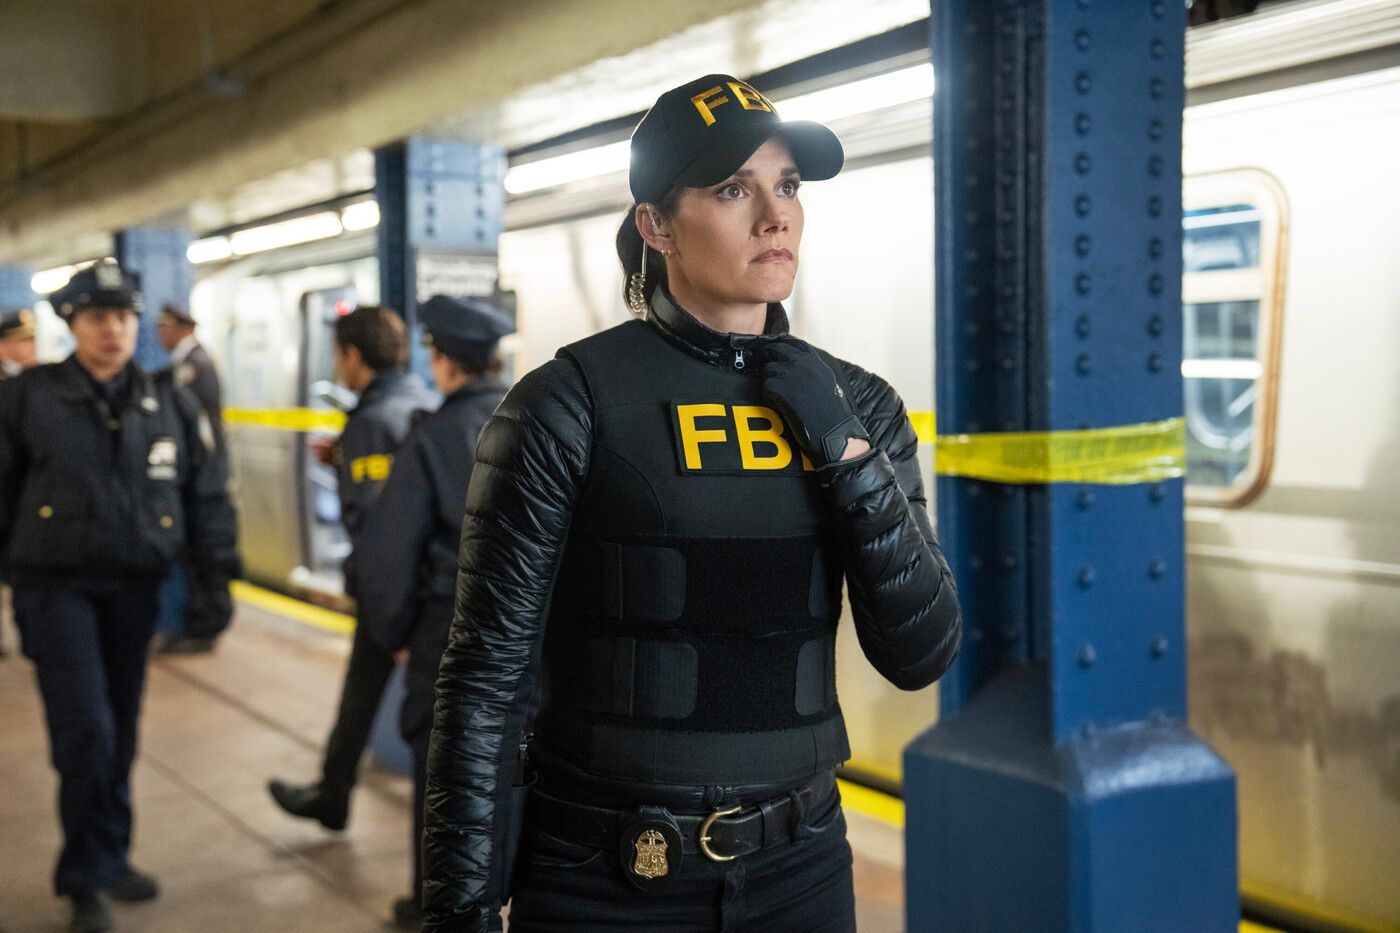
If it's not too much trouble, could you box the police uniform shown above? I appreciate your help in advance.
[422,76,962,932]
[268,345,437,827]
[158,305,226,467]
[0,264,239,908]
[355,295,512,921]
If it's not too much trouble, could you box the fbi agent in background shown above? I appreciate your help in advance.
[152,302,235,654]
[355,295,512,930]
[268,304,438,832]
[0,262,240,933]
[423,75,962,931]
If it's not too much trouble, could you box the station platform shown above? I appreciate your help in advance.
[0,586,904,932]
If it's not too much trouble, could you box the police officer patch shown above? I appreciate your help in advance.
[147,436,178,480]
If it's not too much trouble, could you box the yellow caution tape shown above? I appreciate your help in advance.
[907,411,1186,485]
[223,408,346,432]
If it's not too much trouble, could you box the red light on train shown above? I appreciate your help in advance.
[335,300,351,316]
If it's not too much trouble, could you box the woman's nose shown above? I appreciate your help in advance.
[755,191,789,234]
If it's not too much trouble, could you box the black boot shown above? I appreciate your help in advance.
[267,779,349,831]
[109,866,159,902]
[392,895,424,930]
[69,892,114,933]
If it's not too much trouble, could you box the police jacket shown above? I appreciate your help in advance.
[335,369,438,596]
[422,289,962,930]
[355,379,508,661]
[0,357,240,590]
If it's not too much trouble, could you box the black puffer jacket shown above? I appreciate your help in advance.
[423,296,960,931]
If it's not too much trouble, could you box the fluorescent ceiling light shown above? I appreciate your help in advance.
[187,236,233,264]
[505,140,631,195]
[1182,358,1262,380]
[775,63,934,124]
[340,200,380,232]
[31,265,76,295]
[229,212,343,255]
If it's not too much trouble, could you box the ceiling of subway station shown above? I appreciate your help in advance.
[0,0,930,266]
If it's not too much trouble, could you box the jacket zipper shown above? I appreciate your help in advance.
[733,349,746,371]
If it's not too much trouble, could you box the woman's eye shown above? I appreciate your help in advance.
[778,179,801,197]
[717,183,745,200]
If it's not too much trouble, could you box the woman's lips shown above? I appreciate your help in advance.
[752,248,794,263]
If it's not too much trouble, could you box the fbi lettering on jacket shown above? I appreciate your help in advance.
[670,402,814,475]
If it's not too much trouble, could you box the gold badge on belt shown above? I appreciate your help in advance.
[632,829,669,879]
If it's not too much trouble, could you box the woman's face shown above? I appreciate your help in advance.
[657,136,805,311]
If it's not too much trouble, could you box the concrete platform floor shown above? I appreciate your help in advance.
[0,593,905,932]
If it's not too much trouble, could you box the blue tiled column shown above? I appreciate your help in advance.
[114,226,193,372]
[904,3,1237,930]
[0,266,33,313]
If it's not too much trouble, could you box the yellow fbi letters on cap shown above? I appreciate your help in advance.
[690,81,777,127]
[672,403,814,474]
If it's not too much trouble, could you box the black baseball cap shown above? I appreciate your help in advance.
[628,74,844,204]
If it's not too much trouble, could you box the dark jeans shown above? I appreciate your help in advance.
[320,621,396,793]
[409,728,430,901]
[508,787,856,932]
[13,581,160,896]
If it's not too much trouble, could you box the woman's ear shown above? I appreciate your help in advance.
[635,203,674,256]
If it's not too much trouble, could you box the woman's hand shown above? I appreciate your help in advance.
[758,338,871,468]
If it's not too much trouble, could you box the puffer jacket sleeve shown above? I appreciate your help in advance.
[422,357,592,932]
[820,361,961,691]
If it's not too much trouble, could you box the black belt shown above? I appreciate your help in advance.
[528,770,837,884]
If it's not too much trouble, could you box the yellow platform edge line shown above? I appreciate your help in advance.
[231,580,354,636]
[1242,879,1399,933]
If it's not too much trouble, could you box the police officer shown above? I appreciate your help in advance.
[153,303,233,654]
[0,262,240,932]
[355,295,512,929]
[422,75,962,931]
[0,306,39,378]
[0,305,38,659]
[268,304,438,830]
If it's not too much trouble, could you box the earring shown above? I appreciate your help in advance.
[627,244,649,319]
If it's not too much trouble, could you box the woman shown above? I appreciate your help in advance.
[423,73,962,932]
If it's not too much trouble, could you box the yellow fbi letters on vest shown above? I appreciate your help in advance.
[671,403,815,475]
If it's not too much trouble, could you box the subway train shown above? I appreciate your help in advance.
[177,16,1400,933]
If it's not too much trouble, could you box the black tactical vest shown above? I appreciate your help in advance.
[534,316,852,792]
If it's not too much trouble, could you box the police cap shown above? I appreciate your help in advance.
[628,74,844,205]
[49,261,141,321]
[0,308,36,341]
[418,295,515,365]
[158,303,196,327]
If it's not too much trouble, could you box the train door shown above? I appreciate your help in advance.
[296,287,355,593]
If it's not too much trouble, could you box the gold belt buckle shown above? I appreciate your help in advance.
[698,804,743,862]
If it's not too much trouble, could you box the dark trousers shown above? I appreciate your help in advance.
[13,581,160,896]
[507,787,857,932]
[320,621,396,793]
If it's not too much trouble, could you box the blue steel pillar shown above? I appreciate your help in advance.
[0,266,33,314]
[114,226,193,371]
[904,3,1237,931]
[367,137,505,775]
[375,138,506,380]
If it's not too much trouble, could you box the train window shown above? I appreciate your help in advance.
[1182,171,1288,507]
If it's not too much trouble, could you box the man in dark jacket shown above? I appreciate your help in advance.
[268,304,438,832]
[152,303,233,653]
[356,295,512,930]
[0,306,38,660]
[0,262,240,933]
